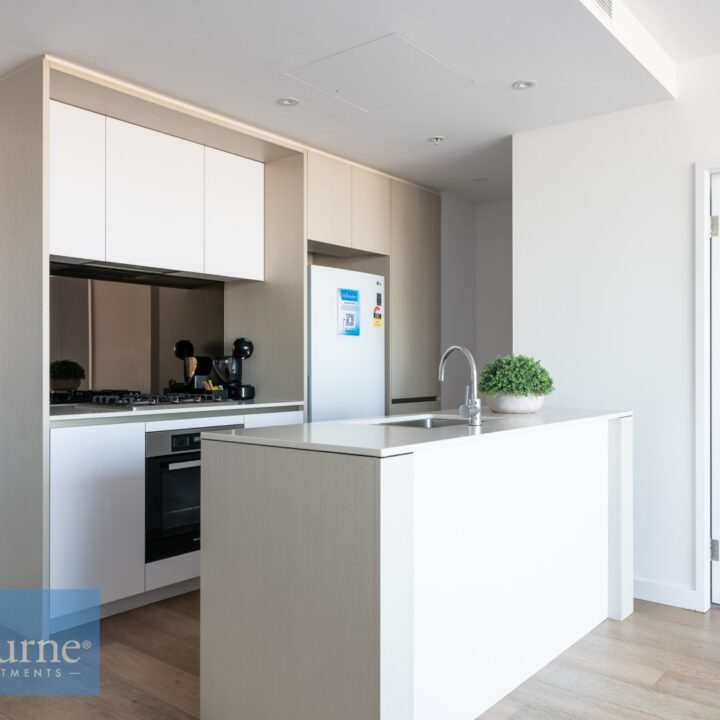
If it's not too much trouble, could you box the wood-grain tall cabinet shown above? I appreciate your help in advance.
[389,180,441,408]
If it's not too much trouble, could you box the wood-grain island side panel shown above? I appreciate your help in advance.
[201,440,380,720]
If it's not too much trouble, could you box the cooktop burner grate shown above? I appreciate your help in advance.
[91,393,217,406]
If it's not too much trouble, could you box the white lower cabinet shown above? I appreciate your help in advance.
[50,423,146,610]
[49,412,303,608]
[243,410,304,428]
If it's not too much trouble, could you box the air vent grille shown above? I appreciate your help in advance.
[593,0,613,18]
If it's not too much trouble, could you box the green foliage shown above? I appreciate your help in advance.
[50,359,86,381]
[478,354,554,397]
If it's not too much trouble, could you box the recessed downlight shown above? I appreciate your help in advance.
[276,96,300,107]
[429,136,446,145]
[512,79,537,90]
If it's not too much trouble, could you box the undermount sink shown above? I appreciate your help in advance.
[383,417,470,429]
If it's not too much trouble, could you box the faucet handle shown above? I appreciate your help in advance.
[459,386,480,419]
[457,385,470,417]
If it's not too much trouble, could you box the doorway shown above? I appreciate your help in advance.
[711,172,720,604]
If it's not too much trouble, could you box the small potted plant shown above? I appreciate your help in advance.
[50,359,86,391]
[478,354,554,414]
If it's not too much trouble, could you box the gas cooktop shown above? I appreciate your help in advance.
[50,390,225,407]
[92,392,221,406]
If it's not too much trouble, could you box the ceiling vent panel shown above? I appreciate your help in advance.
[285,33,473,112]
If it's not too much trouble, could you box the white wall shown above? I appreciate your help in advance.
[513,52,720,609]
[476,199,513,371]
[440,193,477,408]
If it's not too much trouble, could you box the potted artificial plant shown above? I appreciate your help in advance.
[50,359,86,391]
[478,354,554,414]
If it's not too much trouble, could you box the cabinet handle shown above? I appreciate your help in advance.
[167,460,201,472]
[391,396,437,404]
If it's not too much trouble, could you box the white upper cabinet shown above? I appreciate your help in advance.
[49,100,106,261]
[106,118,205,273]
[49,105,268,280]
[204,147,264,280]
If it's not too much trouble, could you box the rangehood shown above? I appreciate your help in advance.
[50,258,223,290]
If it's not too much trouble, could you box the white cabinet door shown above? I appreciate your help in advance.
[50,423,146,608]
[106,118,204,273]
[49,100,106,261]
[205,147,264,280]
[243,410,304,428]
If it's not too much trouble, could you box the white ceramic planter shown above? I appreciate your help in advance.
[489,394,545,414]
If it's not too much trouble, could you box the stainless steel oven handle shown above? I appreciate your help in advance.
[167,460,202,472]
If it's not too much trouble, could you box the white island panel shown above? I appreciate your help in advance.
[410,420,608,719]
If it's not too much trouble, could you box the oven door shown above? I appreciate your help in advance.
[145,451,201,563]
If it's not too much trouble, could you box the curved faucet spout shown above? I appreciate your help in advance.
[438,345,481,426]
[438,345,478,394]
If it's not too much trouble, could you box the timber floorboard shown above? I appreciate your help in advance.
[0,591,200,720]
[0,594,717,719]
[481,600,720,719]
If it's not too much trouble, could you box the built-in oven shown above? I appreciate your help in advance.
[145,423,243,563]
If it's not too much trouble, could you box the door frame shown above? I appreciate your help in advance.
[695,161,716,611]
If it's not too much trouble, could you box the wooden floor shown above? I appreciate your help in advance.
[481,600,720,719]
[0,594,717,719]
[0,592,200,719]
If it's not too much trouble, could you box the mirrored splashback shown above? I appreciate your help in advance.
[50,276,224,393]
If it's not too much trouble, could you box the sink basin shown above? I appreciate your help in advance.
[383,417,470,429]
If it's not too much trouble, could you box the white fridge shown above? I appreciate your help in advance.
[308,265,385,421]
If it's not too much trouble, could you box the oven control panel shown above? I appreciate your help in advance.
[171,432,201,453]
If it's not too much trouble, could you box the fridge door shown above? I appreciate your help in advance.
[309,265,385,421]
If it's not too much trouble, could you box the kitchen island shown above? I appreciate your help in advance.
[200,408,633,720]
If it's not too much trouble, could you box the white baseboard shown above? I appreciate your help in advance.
[634,577,703,611]
[145,552,200,592]
[100,577,199,619]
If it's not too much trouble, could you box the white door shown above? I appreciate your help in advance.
[50,423,146,612]
[106,118,204,273]
[49,101,106,261]
[712,173,720,604]
[204,146,264,280]
[309,265,385,421]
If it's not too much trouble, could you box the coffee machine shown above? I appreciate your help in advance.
[213,338,255,400]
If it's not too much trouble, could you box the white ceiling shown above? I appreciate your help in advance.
[623,0,720,61]
[0,0,673,202]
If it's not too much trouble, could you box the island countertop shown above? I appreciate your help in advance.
[202,406,631,458]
